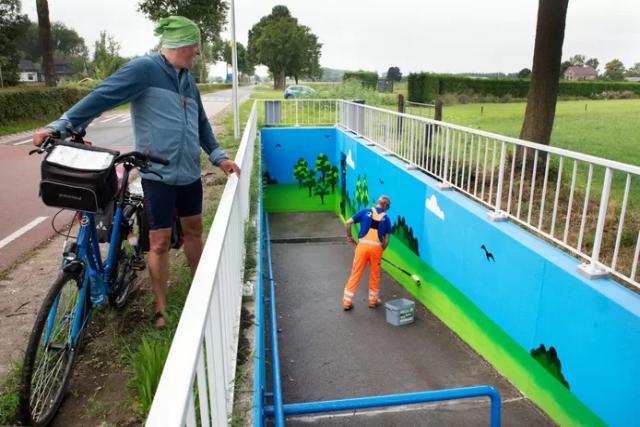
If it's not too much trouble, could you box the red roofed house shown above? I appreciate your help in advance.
[564,66,597,81]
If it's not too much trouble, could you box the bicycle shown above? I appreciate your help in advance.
[19,129,169,426]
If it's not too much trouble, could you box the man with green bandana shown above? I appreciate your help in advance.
[33,16,240,328]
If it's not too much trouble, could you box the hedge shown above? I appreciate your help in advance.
[0,86,91,125]
[407,72,640,103]
[197,83,232,94]
[343,71,378,89]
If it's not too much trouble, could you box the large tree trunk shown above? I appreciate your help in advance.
[36,0,56,87]
[519,0,569,146]
[273,69,286,90]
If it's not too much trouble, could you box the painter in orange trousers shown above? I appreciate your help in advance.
[343,196,392,310]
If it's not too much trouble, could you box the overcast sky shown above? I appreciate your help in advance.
[23,0,640,77]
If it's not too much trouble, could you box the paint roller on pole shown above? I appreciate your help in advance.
[381,257,421,286]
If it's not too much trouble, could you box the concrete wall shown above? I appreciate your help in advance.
[262,126,640,426]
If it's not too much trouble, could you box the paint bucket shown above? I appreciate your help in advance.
[384,298,415,326]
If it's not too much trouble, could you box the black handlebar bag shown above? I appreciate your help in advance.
[40,142,119,213]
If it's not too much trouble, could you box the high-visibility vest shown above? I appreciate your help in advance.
[359,208,386,247]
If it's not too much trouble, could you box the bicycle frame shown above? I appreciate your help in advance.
[46,165,136,348]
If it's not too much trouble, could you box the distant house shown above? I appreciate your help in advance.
[18,60,40,83]
[564,66,597,81]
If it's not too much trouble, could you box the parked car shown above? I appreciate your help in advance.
[284,85,316,99]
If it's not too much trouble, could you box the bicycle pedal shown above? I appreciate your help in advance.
[131,257,146,271]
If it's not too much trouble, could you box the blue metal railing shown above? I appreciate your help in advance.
[252,155,266,425]
[264,386,501,427]
[263,213,285,425]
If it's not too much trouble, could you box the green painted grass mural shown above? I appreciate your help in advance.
[264,183,337,212]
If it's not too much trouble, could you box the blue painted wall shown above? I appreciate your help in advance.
[262,128,336,184]
[264,127,640,426]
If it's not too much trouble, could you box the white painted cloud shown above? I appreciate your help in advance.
[346,149,355,170]
[425,194,445,220]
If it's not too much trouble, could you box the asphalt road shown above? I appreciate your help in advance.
[0,85,254,271]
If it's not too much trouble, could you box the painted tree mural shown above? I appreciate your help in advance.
[315,153,331,181]
[314,180,330,204]
[303,168,317,197]
[531,344,570,389]
[361,176,369,207]
[355,175,363,207]
[293,157,308,188]
[391,216,420,256]
[327,165,339,193]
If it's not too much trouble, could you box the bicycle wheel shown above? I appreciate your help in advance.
[109,238,138,309]
[19,271,89,426]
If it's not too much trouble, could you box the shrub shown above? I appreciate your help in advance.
[0,86,91,125]
[407,72,640,102]
[342,71,378,89]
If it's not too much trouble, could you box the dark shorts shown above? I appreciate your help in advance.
[141,178,203,229]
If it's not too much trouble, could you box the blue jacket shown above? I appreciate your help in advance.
[47,53,228,185]
[352,207,391,241]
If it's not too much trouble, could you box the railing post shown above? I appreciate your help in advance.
[578,167,612,279]
[488,141,509,221]
[437,127,452,189]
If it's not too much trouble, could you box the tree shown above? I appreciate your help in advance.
[0,0,29,86]
[315,153,330,181]
[90,32,126,79]
[560,60,572,76]
[355,175,362,207]
[36,0,55,86]
[293,158,308,188]
[314,180,330,204]
[303,168,317,197]
[223,41,255,78]
[603,59,626,81]
[386,66,402,82]
[626,63,640,78]
[585,57,599,73]
[248,5,322,89]
[519,0,569,147]
[361,176,369,207]
[568,54,585,67]
[327,165,339,193]
[138,0,228,83]
[517,68,532,78]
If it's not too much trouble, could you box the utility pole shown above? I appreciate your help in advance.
[230,0,240,139]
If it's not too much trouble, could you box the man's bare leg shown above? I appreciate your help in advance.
[148,228,172,327]
[180,214,204,275]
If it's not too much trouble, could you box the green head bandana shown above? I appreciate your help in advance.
[154,16,201,48]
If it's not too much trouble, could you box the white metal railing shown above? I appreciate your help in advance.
[258,99,338,127]
[146,102,258,426]
[336,100,640,290]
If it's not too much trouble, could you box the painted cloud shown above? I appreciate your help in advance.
[425,194,445,220]
[346,149,355,170]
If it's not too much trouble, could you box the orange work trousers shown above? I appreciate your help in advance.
[343,243,383,307]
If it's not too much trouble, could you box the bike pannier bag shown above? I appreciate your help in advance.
[40,142,118,212]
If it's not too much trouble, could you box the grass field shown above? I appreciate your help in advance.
[444,99,640,167]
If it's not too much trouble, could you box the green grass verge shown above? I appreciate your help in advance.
[0,362,21,425]
[0,114,59,137]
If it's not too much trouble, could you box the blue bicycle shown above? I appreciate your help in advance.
[19,130,168,426]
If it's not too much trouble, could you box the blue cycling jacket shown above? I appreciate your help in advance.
[47,53,228,185]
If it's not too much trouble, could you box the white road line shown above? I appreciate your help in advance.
[0,216,48,250]
[100,114,124,123]
[13,139,32,146]
[118,115,131,123]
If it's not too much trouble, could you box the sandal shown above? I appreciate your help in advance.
[154,310,167,328]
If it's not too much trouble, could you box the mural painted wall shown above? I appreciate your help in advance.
[264,127,640,427]
[261,128,339,212]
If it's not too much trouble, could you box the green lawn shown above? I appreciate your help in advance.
[444,99,640,167]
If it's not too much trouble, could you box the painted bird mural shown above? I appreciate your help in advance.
[480,245,495,262]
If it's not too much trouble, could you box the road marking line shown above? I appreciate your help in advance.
[13,139,32,146]
[118,115,131,123]
[0,217,48,250]
[100,114,124,123]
